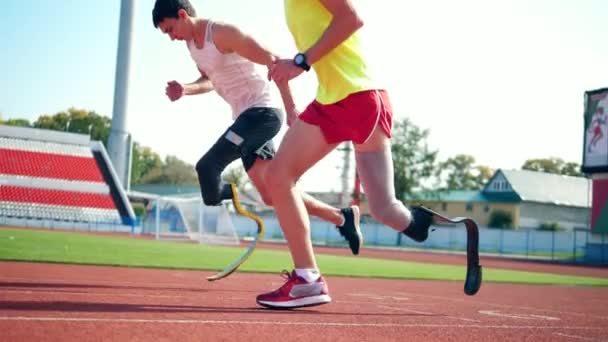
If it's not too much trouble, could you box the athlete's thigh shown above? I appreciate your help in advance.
[354,123,391,153]
[272,119,339,179]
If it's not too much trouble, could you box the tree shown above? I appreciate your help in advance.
[222,163,249,190]
[33,108,111,145]
[391,118,438,202]
[130,143,163,184]
[537,222,564,231]
[522,158,583,177]
[2,118,31,127]
[488,210,513,229]
[437,154,493,190]
[476,165,494,186]
[34,112,70,131]
[140,155,198,185]
[161,155,198,185]
[6,108,199,185]
[561,162,584,177]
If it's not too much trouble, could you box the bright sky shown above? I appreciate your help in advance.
[1,0,607,192]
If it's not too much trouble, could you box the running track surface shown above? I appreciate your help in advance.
[1,261,607,341]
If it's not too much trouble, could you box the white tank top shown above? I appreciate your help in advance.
[187,20,276,119]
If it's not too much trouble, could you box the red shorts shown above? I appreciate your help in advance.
[594,125,602,136]
[299,89,393,144]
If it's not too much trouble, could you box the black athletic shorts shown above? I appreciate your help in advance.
[219,107,283,171]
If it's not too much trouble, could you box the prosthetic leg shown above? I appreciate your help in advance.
[418,206,482,296]
[206,183,265,281]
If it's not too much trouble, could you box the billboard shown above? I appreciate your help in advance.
[582,88,608,174]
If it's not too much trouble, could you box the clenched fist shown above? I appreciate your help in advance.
[165,80,185,102]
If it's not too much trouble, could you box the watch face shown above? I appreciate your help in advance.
[295,54,304,65]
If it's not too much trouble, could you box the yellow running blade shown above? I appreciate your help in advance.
[207,183,264,281]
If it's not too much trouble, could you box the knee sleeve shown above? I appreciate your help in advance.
[355,145,412,230]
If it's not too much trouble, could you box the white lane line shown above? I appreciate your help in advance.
[376,305,433,316]
[346,293,409,301]
[0,276,202,290]
[392,291,608,321]
[337,300,428,306]
[0,289,185,299]
[554,332,599,341]
[479,310,560,321]
[0,316,604,330]
[378,305,481,323]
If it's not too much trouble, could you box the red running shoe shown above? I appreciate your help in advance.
[256,270,331,309]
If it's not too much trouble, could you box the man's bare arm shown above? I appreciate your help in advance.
[212,22,276,67]
[212,22,299,118]
[275,79,296,112]
[183,69,214,95]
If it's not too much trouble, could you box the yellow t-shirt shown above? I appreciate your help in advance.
[284,0,375,104]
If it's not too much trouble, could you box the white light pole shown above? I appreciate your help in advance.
[107,0,136,188]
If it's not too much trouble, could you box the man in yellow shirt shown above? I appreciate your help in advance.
[257,0,433,309]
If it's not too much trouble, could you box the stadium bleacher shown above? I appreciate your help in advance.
[0,126,134,227]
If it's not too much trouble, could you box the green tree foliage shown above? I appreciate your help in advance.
[561,162,584,177]
[437,154,494,190]
[537,222,564,231]
[2,118,32,127]
[222,163,249,190]
[391,118,438,202]
[140,155,198,185]
[488,210,513,229]
[33,108,111,144]
[522,158,583,177]
[6,108,197,185]
[130,143,163,184]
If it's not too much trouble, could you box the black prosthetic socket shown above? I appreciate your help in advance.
[196,138,241,206]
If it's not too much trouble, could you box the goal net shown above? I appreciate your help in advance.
[141,196,239,246]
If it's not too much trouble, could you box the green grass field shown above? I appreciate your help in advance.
[1,228,607,287]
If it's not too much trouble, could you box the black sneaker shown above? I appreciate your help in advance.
[402,206,433,242]
[337,206,363,255]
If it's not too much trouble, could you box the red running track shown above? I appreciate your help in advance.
[1,261,607,341]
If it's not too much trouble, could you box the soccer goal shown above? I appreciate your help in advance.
[140,196,240,246]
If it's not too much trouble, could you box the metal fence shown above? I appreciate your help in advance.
[231,214,608,265]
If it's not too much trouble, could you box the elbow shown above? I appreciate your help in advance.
[353,15,364,31]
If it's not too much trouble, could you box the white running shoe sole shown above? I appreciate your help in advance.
[257,294,332,309]
[351,205,363,248]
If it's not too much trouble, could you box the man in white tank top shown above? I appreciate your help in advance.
[152,0,363,255]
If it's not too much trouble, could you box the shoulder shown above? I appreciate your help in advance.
[209,21,241,39]
[209,21,244,53]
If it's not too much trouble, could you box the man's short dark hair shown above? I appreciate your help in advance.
[152,0,197,28]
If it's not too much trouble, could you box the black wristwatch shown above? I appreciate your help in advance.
[293,53,311,71]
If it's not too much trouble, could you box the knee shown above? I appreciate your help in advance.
[264,164,290,194]
[196,156,222,206]
[247,162,274,206]
[368,200,395,225]
[252,176,273,206]
[259,191,273,206]
[195,155,212,175]
[368,203,386,223]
